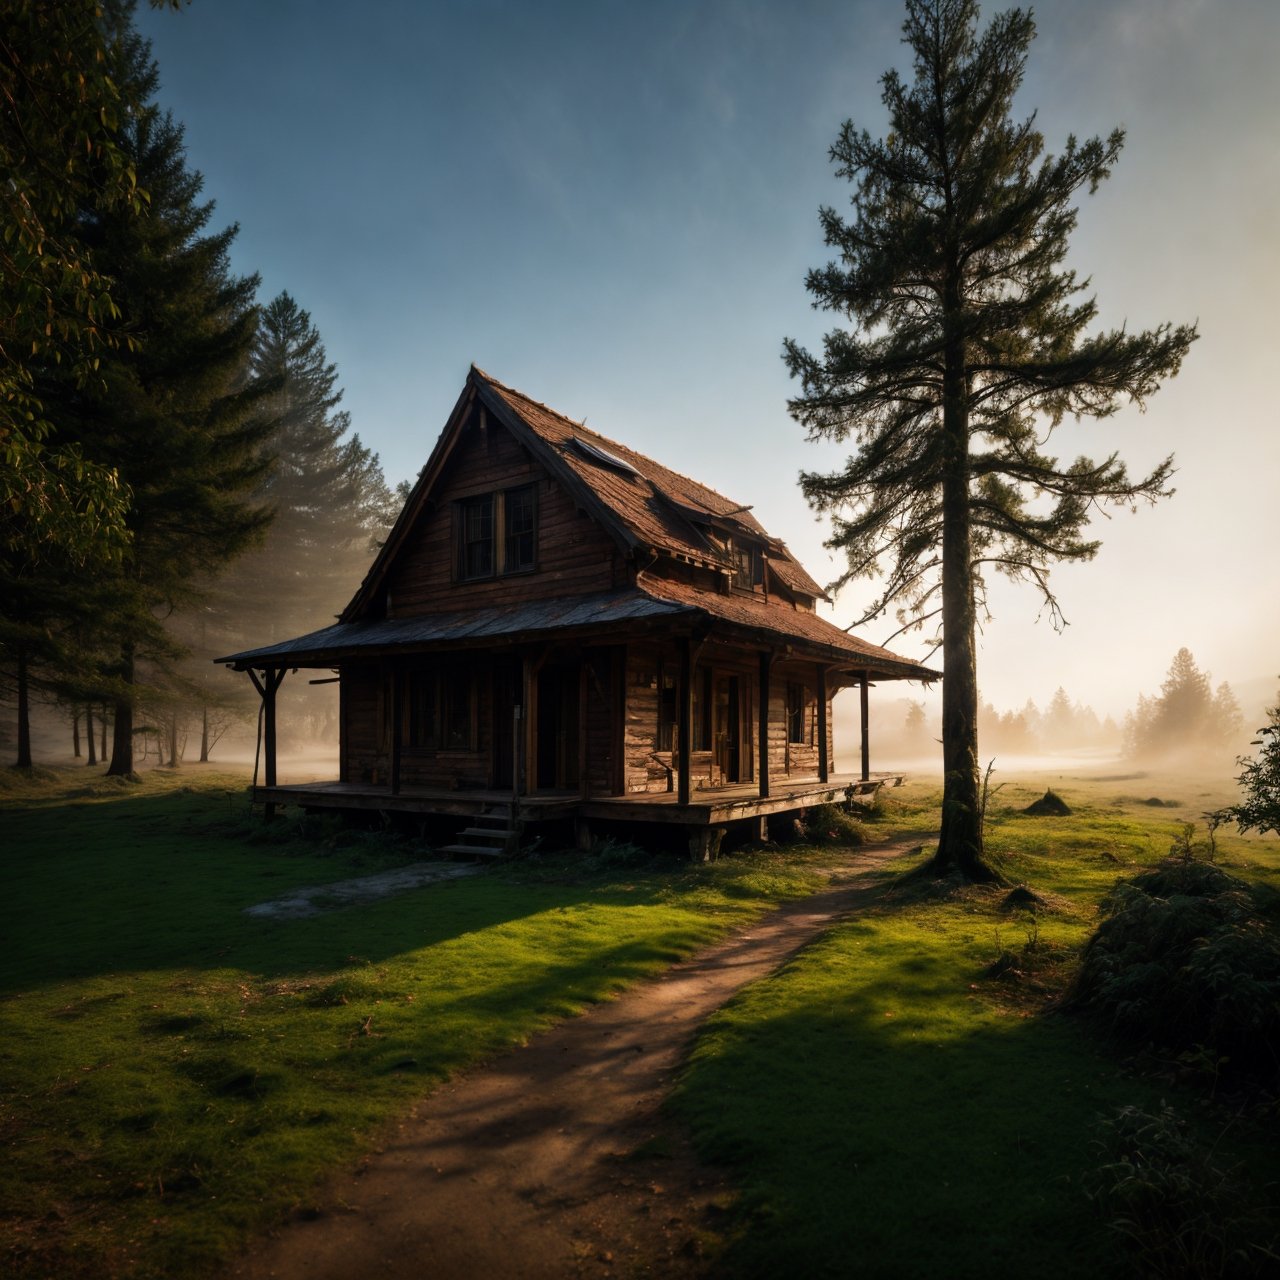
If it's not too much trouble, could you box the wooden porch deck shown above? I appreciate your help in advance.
[253,771,903,830]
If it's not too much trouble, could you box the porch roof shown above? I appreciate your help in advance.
[217,582,939,682]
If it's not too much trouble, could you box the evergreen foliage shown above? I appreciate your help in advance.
[1224,693,1280,837]
[36,7,277,775]
[216,293,397,648]
[200,293,398,749]
[1124,648,1243,761]
[784,0,1196,879]
[0,0,149,565]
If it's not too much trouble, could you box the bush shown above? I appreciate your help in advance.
[1067,853,1280,1088]
[1084,1103,1277,1278]
[798,802,867,847]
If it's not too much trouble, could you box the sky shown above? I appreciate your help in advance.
[135,0,1280,723]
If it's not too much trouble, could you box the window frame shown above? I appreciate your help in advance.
[454,482,538,582]
[405,662,479,752]
[786,681,810,746]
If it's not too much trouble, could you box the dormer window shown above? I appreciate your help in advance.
[455,484,538,581]
[734,540,764,590]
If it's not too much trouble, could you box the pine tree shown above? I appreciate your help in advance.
[40,8,276,776]
[1125,649,1242,760]
[201,294,396,749]
[232,293,394,643]
[784,0,1196,880]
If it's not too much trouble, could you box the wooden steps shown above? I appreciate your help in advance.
[439,806,521,860]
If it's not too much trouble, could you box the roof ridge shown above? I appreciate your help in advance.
[470,366,751,517]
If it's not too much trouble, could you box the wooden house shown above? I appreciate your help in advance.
[219,368,938,858]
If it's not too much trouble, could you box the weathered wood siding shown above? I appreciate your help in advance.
[384,419,622,617]
[341,663,389,785]
[584,647,622,795]
[769,668,835,780]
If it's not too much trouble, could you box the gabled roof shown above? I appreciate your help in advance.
[343,368,827,622]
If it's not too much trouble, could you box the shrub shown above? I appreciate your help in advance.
[799,803,866,847]
[1067,852,1280,1088]
[1084,1103,1277,1278]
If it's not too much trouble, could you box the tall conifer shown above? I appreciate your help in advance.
[785,0,1196,879]
[39,4,276,775]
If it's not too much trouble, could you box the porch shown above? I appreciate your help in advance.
[249,769,905,859]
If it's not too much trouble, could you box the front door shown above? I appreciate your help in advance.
[714,675,741,784]
[491,656,520,789]
[536,662,580,790]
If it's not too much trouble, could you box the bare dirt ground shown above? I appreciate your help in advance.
[226,838,924,1280]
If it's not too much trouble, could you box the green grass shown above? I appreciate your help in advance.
[6,766,1276,1279]
[0,766,830,1279]
[671,773,1280,1279]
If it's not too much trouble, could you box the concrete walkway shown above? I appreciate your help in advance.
[244,861,481,920]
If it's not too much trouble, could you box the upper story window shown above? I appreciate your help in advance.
[455,483,537,581]
[734,540,764,591]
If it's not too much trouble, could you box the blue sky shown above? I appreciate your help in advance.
[136,0,1280,721]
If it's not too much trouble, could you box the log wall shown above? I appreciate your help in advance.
[341,663,389,785]
[385,421,622,616]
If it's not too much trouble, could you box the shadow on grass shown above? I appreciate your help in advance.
[671,926,1179,1280]
[2,784,694,996]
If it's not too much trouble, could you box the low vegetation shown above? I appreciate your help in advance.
[3,767,1277,1279]
[0,767,829,1279]
[671,774,1280,1278]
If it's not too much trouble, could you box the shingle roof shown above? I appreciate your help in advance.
[218,589,688,667]
[217,579,939,683]
[475,369,829,600]
[634,576,937,680]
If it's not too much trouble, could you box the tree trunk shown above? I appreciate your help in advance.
[86,705,97,766]
[929,305,1000,883]
[15,644,32,768]
[107,645,135,777]
[100,708,107,760]
[72,709,81,758]
[199,704,210,763]
[168,715,179,768]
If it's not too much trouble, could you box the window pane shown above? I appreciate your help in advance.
[504,485,536,571]
[787,682,806,744]
[461,496,493,578]
[408,669,438,748]
[442,675,473,749]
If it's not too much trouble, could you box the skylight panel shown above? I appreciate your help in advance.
[571,436,638,477]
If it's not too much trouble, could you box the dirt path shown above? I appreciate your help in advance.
[227,839,923,1280]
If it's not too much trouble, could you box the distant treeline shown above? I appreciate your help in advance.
[880,647,1245,763]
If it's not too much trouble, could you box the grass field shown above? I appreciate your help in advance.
[672,770,1280,1277]
[0,766,833,1279]
[2,763,1277,1278]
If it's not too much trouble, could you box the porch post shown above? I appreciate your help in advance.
[264,669,285,789]
[677,636,692,807]
[250,666,287,819]
[523,654,537,795]
[816,665,829,783]
[578,660,590,799]
[390,662,403,796]
[757,651,771,799]
[860,673,871,782]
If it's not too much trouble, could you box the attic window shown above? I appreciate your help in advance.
[455,484,537,581]
[734,540,765,590]
[571,437,638,477]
